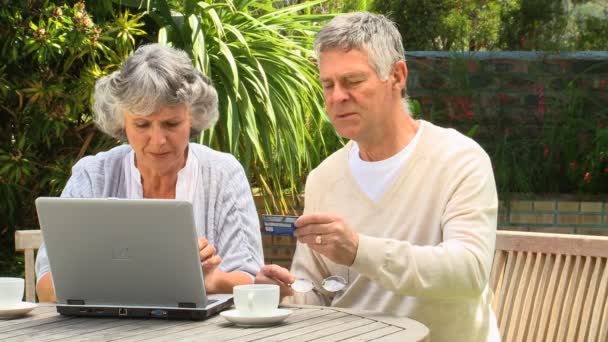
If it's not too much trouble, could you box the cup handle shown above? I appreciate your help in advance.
[247,292,254,313]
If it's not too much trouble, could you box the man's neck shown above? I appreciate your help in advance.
[357,114,419,162]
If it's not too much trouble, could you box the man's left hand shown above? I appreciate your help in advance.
[294,213,359,266]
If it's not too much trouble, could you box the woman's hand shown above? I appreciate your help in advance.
[198,238,222,292]
[198,237,222,274]
[198,237,254,294]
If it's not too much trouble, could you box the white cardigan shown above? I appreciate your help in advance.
[36,143,263,282]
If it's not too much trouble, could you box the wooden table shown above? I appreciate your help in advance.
[0,304,429,341]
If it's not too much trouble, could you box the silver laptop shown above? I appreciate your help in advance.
[35,197,233,320]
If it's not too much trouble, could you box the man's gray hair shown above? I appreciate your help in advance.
[314,12,405,81]
[93,43,219,140]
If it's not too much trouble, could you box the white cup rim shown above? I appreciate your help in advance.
[234,284,279,291]
[0,277,24,283]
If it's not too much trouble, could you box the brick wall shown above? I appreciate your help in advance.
[405,51,608,153]
[500,197,608,235]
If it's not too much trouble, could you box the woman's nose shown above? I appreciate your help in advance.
[149,125,167,145]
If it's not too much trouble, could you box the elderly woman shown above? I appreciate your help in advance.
[35,44,263,302]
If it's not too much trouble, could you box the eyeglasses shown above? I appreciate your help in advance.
[291,275,347,293]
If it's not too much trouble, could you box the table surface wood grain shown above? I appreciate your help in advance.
[0,304,429,341]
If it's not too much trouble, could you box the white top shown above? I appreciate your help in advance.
[123,147,199,202]
[348,123,423,202]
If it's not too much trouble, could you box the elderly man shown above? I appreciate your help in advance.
[256,12,499,341]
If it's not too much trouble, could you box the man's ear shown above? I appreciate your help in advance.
[391,60,407,92]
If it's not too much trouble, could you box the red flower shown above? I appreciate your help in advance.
[519,36,527,47]
[543,145,549,158]
[446,96,474,120]
[504,127,510,136]
[584,172,591,184]
[569,161,576,170]
[497,93,509,103]
[535,84,546,122]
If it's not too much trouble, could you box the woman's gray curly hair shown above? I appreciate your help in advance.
[93,43,219,140]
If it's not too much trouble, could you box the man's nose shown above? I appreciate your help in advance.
[331,84,349,103]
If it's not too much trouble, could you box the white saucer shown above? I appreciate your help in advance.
[220,308,291,327]
[0,302,37,318]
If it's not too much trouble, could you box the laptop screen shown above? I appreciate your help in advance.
[36,197,209,308]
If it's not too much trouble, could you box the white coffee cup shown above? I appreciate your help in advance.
[0,277,24,307]
[233,284,279,316]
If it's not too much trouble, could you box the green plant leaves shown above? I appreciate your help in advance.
[0,1,142,261]
[144,0,336,212]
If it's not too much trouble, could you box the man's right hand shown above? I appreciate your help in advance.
[255,264,295,298]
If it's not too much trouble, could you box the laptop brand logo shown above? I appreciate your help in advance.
[112,247,131,260]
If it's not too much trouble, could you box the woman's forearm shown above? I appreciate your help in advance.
[206,271,253,294]
[36,272,57,303]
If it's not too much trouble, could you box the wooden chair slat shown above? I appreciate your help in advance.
[535,254,563,341]
[14,230,42,251]
[558,255,582,341]
[496,231,608,258]
[588,260,608,341]
[507,251,534,341]
[490,250,506,309]
[567,256,593,342]
[579,258,602,341]
[499,250,521,340]
[515,251,543,342]
[563,256,593,341]
[14,230,43,303]
[497,250,514,333]
[527,253,552,341]
[491,231,608,342]
[547,254,573,342]
[597,264,608,342]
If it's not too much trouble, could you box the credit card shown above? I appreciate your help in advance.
[262,214,299,236]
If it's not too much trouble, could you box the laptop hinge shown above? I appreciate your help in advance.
[178,302,196,308]
[67,299,85,305]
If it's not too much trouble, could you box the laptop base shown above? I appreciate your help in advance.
[57,298,233,320]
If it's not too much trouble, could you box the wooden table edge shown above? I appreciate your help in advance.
[281,303,430,341]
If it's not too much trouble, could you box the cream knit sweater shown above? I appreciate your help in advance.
[286,120,500,341]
